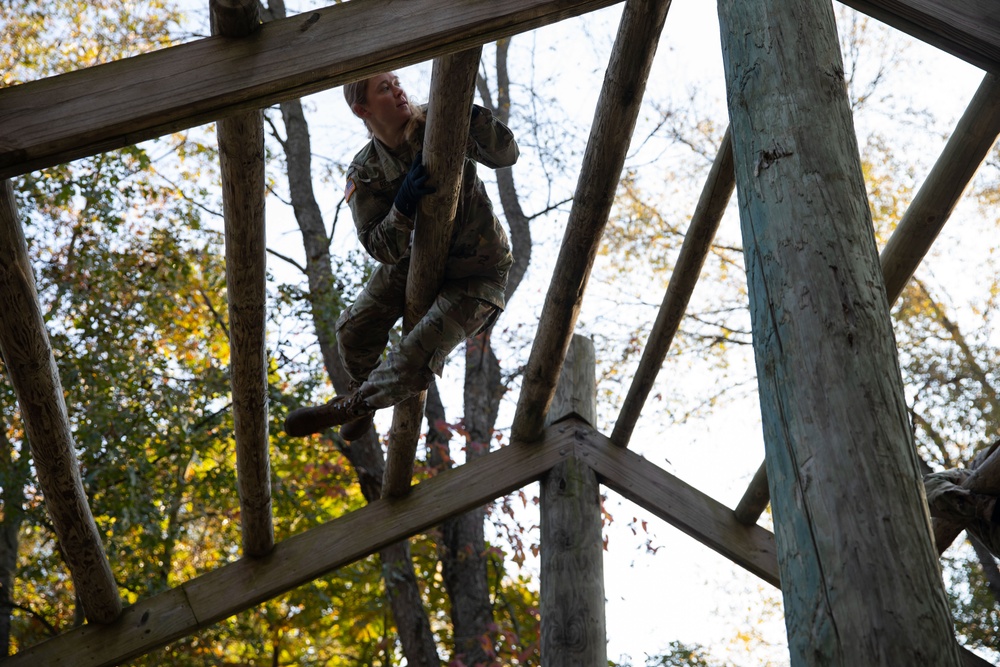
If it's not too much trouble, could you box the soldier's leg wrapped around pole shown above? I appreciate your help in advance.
[360,279,499,409]
[284,263,407,437]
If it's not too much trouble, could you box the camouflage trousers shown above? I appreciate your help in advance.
[336,262,499,406]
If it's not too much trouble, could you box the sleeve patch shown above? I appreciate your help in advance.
[344,177,357,203]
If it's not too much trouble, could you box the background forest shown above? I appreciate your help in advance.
[1,0,998,665]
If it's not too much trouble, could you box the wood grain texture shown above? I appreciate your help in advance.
[719,0,962,663]
[218,97,273,558]
[0,0,621,179]
[7,426,574,666]
[540,336,605,665]
[211,0,274,559]
[611,127,734,448]
[736,72,1000,526]
[0,181,121,624]
[511,0,672,442]
[382,48,482,498]
[840,0,1000,74]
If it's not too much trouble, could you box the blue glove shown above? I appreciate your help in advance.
[394,151,435,218]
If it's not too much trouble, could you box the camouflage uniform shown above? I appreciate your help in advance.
[337,105,518,406]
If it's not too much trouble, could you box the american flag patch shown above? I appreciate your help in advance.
[344,177,357,203]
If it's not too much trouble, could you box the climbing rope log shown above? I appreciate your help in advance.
[211,0,274,557]
[382,47,483,498]
[511,0,673,443]
[0,180,122,624]
[735,71,1000,527]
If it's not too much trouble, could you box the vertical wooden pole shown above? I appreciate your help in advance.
[717,0,962,664]
[212,0,274,558]
[382,47,482,498]
[735,72,1000,527]
[540,334,605,666]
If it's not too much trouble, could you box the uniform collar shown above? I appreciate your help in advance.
[372,137,414,181]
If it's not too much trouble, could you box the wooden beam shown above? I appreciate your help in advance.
[511,0,672,442]
[610,127,735,448]
[382,48,482,498]
[840,0,1000,74]
[734,72,1000,527]
[0,0,621,179]
[719,0,962,662]
[583,428,780,587]
[211,0,274,559]
[881,72,1000,304]
[541,335,606,665]
[6,426,574,667]
[0,181,121,624]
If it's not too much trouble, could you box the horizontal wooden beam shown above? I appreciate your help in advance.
[0,0,620,179]
[841,0,1000,74]
[7,427,574,667]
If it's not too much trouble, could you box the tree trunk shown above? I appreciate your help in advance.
[718,0,962,664]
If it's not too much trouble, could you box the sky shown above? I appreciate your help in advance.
[170,0,997,664]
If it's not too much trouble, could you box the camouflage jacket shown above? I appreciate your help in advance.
[344,105,518,308]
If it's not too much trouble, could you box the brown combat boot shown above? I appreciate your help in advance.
[284,391,374,437]
[338,414,374,441]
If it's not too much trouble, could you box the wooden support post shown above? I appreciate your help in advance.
[0,180,121,624]
[734,71,1000,526]
[211,0,274,558]
[511,0,673,443]
[382,47,482,498]
[718,0,963,664]
[610,126,734,448]
[540,335,605,665]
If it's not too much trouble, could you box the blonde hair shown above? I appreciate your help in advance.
[343,73,425,144]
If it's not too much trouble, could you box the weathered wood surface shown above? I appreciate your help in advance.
[733,460,770,525]
[839,0,1000,75]
[735,72,1000,527]
[610,127,734,448]
[511,0,672,442]
[0,181,122,624]
[212,0,274,558]
[382,48,482,499]
[541,335,605,666]
[6,425,574,667]
[584,430,780,586]
[0,0,622,179]
[718,0,962,663]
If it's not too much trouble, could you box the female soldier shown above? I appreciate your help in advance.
[285,72,519,439]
